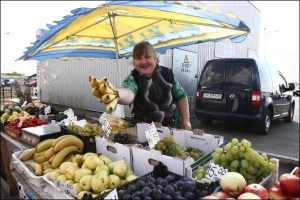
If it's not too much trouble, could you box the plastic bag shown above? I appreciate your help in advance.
[99,112,130,129]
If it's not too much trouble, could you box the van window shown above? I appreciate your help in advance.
[200,62,226,85]
[256,60,272,88]
[227,61,252,86]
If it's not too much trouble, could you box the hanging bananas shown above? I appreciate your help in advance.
[89,76,119,113]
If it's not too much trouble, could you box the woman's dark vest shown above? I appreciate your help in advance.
[131,65,176,126]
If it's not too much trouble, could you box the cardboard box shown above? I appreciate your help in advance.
[131,129,224,176]
[95,136,132,169]
[127,122,172,143]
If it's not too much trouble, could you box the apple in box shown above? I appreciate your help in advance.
[279,173,299,197]
[220,172,246,197]
[244,183,268,199]
[213,191,232,199]
[267,187,289,199]
[237,192,261,199]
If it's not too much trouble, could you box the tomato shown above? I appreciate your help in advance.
[37,121,43,126]
[42,120,49,125]
[31,118,38,123]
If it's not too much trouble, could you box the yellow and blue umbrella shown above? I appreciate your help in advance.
[18,0,250,62]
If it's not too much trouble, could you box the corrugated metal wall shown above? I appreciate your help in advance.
[38,1,260,117]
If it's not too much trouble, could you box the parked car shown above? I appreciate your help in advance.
[26,81,37,87]
[293,85,300,96]
[195,58,295,134]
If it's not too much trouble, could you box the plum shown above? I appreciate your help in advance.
[173,191,182,199]
[183,191,195,200]
[141,187,152,198]
[180,177,191,182]
[126,185,136,195]
[156,185,164,192]
[165,175,175,183]
[158,179,168,187]
[147,176,156,184]
[155,177,164,185]
[117,190,128,199]
[183,180,197,192]
[163,185,175,197]
[152,188,163,199]
[145,182,156,189]
[197,190,210,198]
[170,183,177,191]
[162,194,172,199]
[131,191,142,199]
[122,194,131,200]
[135,180,146,190]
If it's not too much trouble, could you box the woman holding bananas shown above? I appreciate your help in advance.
[100,42,191,130]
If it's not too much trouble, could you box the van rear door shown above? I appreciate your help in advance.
[225,60,253,115]
[199,60,228,113]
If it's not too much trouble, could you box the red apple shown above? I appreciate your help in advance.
[244,183,268,199]
[237,192,261,199]
[202,195,219,199]
[295,167,299,178]
[213,191,232,199]
[280,174,299,197]
[220,172,247,197]
[272,181,280,189]
[279,173,292,181]
[267,187,288,199]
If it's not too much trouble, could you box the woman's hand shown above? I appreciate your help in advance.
[181,120,191,130]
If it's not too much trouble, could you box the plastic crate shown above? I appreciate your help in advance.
[61,126,96,154]
[4,125,22,140]
[88,170,218,200]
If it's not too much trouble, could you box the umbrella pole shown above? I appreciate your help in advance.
[114,48,125,118]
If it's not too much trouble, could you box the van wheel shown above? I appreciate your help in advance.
[199,118,213,125]
[259,110,271,135]
[284,104,294,122]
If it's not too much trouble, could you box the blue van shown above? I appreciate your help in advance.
[195,58,295,134]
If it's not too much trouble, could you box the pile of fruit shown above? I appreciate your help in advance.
[48,152,137,199]
[1,105,22,123]
[193,138,277,185]
[89,76,119,113]
[202,169,300,200]
[67,122,104,136]
[153,135,204,161]
[20,135,84,175]
[113,132,137,144]
[6,117,49,132]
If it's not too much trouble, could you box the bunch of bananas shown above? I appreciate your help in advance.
[89,76,119,114]
[21,135,84,176]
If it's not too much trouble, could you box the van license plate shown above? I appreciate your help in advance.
[203,93,222,99]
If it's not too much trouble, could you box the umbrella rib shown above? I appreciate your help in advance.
[116,14,249,32]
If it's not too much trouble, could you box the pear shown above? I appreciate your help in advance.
[49,170,62,181]
[91,170,109,193]
[72,182,82,194]
[98,154,108,160]
[59,161,78,174]
[124,169,134,179]
[120,179,127,186]
[65,165,79,180]
[56,174,68,182]
[108,174,120,189]
[79,174,94,191]
[84,156,104,171]
[81,163,88,169]
[74,168,93,183]
[65,179,75,185]
[72,154,83,165]
[126,174,138,182]
[107,159,126,174]
[94,164,109,175]
[101,157,112,165]
[113,163,128,178]
[77,191,92,200]
[83,153,98,162]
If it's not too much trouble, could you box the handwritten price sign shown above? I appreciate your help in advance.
[145,122,160,149]
[205,162,228,182]
[54,179,77,197]
[102,119,112,137]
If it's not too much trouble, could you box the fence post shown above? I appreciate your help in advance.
[10,85,13,99]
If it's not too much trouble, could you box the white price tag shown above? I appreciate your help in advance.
[54,178,66,190]
[18,117,24,128]
[145,122,160,149]
[22,101,27,107]
[102,119,112,137]
[205,162,228,182]
[105,188,118,199]
[63,183,77,198]
[44,106,51,115]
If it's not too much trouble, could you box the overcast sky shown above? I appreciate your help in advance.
[1,1,299,82]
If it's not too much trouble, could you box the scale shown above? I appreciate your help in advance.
[21,125,61,147]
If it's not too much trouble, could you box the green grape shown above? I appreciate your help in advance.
[215,147,223,154]
[241,139,248,146]
[239,168,246,175]
[213,153,221,163]
[244,141,252,148]
[197,168,204,174]
[247,179,255,185]
[225,151,233,160]
[221,161,228,167]
[211,152,217,158]
[267,163,275,171]
[238,151,244,158]
[256,170,262,176]
[258,156,265,164]
[261,160,268,167]
[253,151,260,161]
[231,160,240,168]
[246,147,254,154]
[220,153,227,162]
[269,158,277,165]
[231,167,237,172]
[241,159,249,169]
[224,143,232,152]
[197,173,203,180]
[261,153,268,161]
[253,161,260,168]
[225,165,231,171]
[244,172,252,180]
[244,152,252,161]
[239,145,245,152]
[162,145,166,150]
[231,138,239,145]
[231,146,239,154]
[233,154,239,160]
